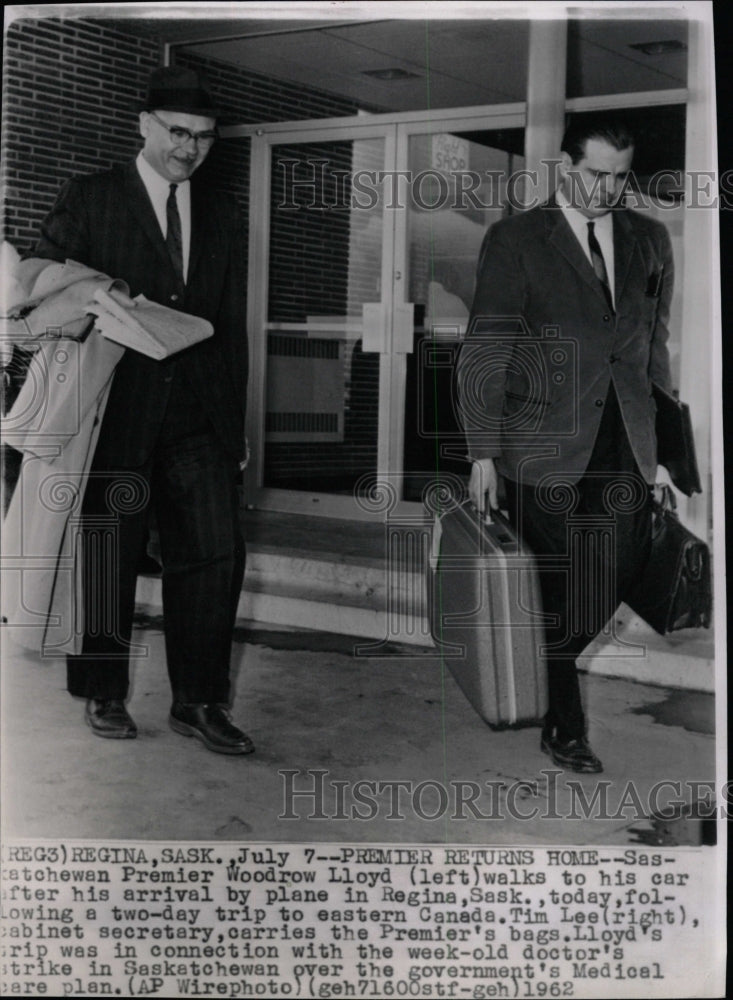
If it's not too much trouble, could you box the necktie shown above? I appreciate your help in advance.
[166,183,184,285]
[587,221,613,313]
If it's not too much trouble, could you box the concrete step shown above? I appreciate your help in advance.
[135,541,715,693]
[581,609,715,692]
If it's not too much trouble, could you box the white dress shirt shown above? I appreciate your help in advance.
[136,151,191,282]
[556,187,615,306]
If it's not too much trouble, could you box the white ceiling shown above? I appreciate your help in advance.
[98,11,688,113]
[184,19,531,110]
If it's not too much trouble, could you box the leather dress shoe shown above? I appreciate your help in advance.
[541,732,603,773]
[169,702,255,755]
[85,699,137,739]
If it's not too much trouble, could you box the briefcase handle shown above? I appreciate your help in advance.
[654,482,678,514]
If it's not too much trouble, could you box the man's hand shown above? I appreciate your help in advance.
[468,458,498,513]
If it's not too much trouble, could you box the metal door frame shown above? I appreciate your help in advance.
[243,118,401,518]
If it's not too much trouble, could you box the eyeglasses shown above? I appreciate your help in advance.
[149,111,217,148]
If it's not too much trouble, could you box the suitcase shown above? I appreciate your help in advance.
[428,499,548,729]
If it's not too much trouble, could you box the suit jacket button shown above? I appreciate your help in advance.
[603,314,611,322]
[163,375,173,383]
[609,354,618,364]
[170,293,179,302]
[595,399,604,407]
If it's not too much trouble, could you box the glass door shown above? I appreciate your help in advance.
[395,116,525,502]
[245,123,403,517]
[243,108,525,517]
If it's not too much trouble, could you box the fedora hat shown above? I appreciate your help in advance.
[140,66,220,117]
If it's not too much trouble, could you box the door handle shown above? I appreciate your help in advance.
[362,302,385,352]
[394,301,414,353]
[361,302,415,353]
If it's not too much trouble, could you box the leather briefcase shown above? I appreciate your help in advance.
[653,382,702,496]
[626,485,712,634]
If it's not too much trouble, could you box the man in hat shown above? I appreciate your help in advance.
[30,67,253,753]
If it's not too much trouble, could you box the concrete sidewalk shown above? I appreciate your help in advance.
[133,509,716,694]
[1,621,718,846]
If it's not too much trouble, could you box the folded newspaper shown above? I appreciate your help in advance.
[91,287,213,360]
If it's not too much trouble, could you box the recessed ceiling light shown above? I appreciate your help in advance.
[629,40,687,56]
[361,68,421,81]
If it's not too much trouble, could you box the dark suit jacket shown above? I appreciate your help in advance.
[456,198,673,486]
[31,160,248,467]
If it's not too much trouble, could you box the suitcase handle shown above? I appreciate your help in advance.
[466,499,511,529]
[484,506,508,527]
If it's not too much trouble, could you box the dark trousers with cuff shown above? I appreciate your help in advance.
[66,371,245,705]
[504,388,652,741]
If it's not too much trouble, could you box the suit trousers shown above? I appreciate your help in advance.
[66,365,245,704]
[504,387,653,741]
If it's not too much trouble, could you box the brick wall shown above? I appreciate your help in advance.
[2,17,160,250]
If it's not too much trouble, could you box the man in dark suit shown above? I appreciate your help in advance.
[31,67,253,753]
[457,115,673,773]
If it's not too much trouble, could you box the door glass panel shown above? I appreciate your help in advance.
[402,128,525,501]
[264,138,385,494]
